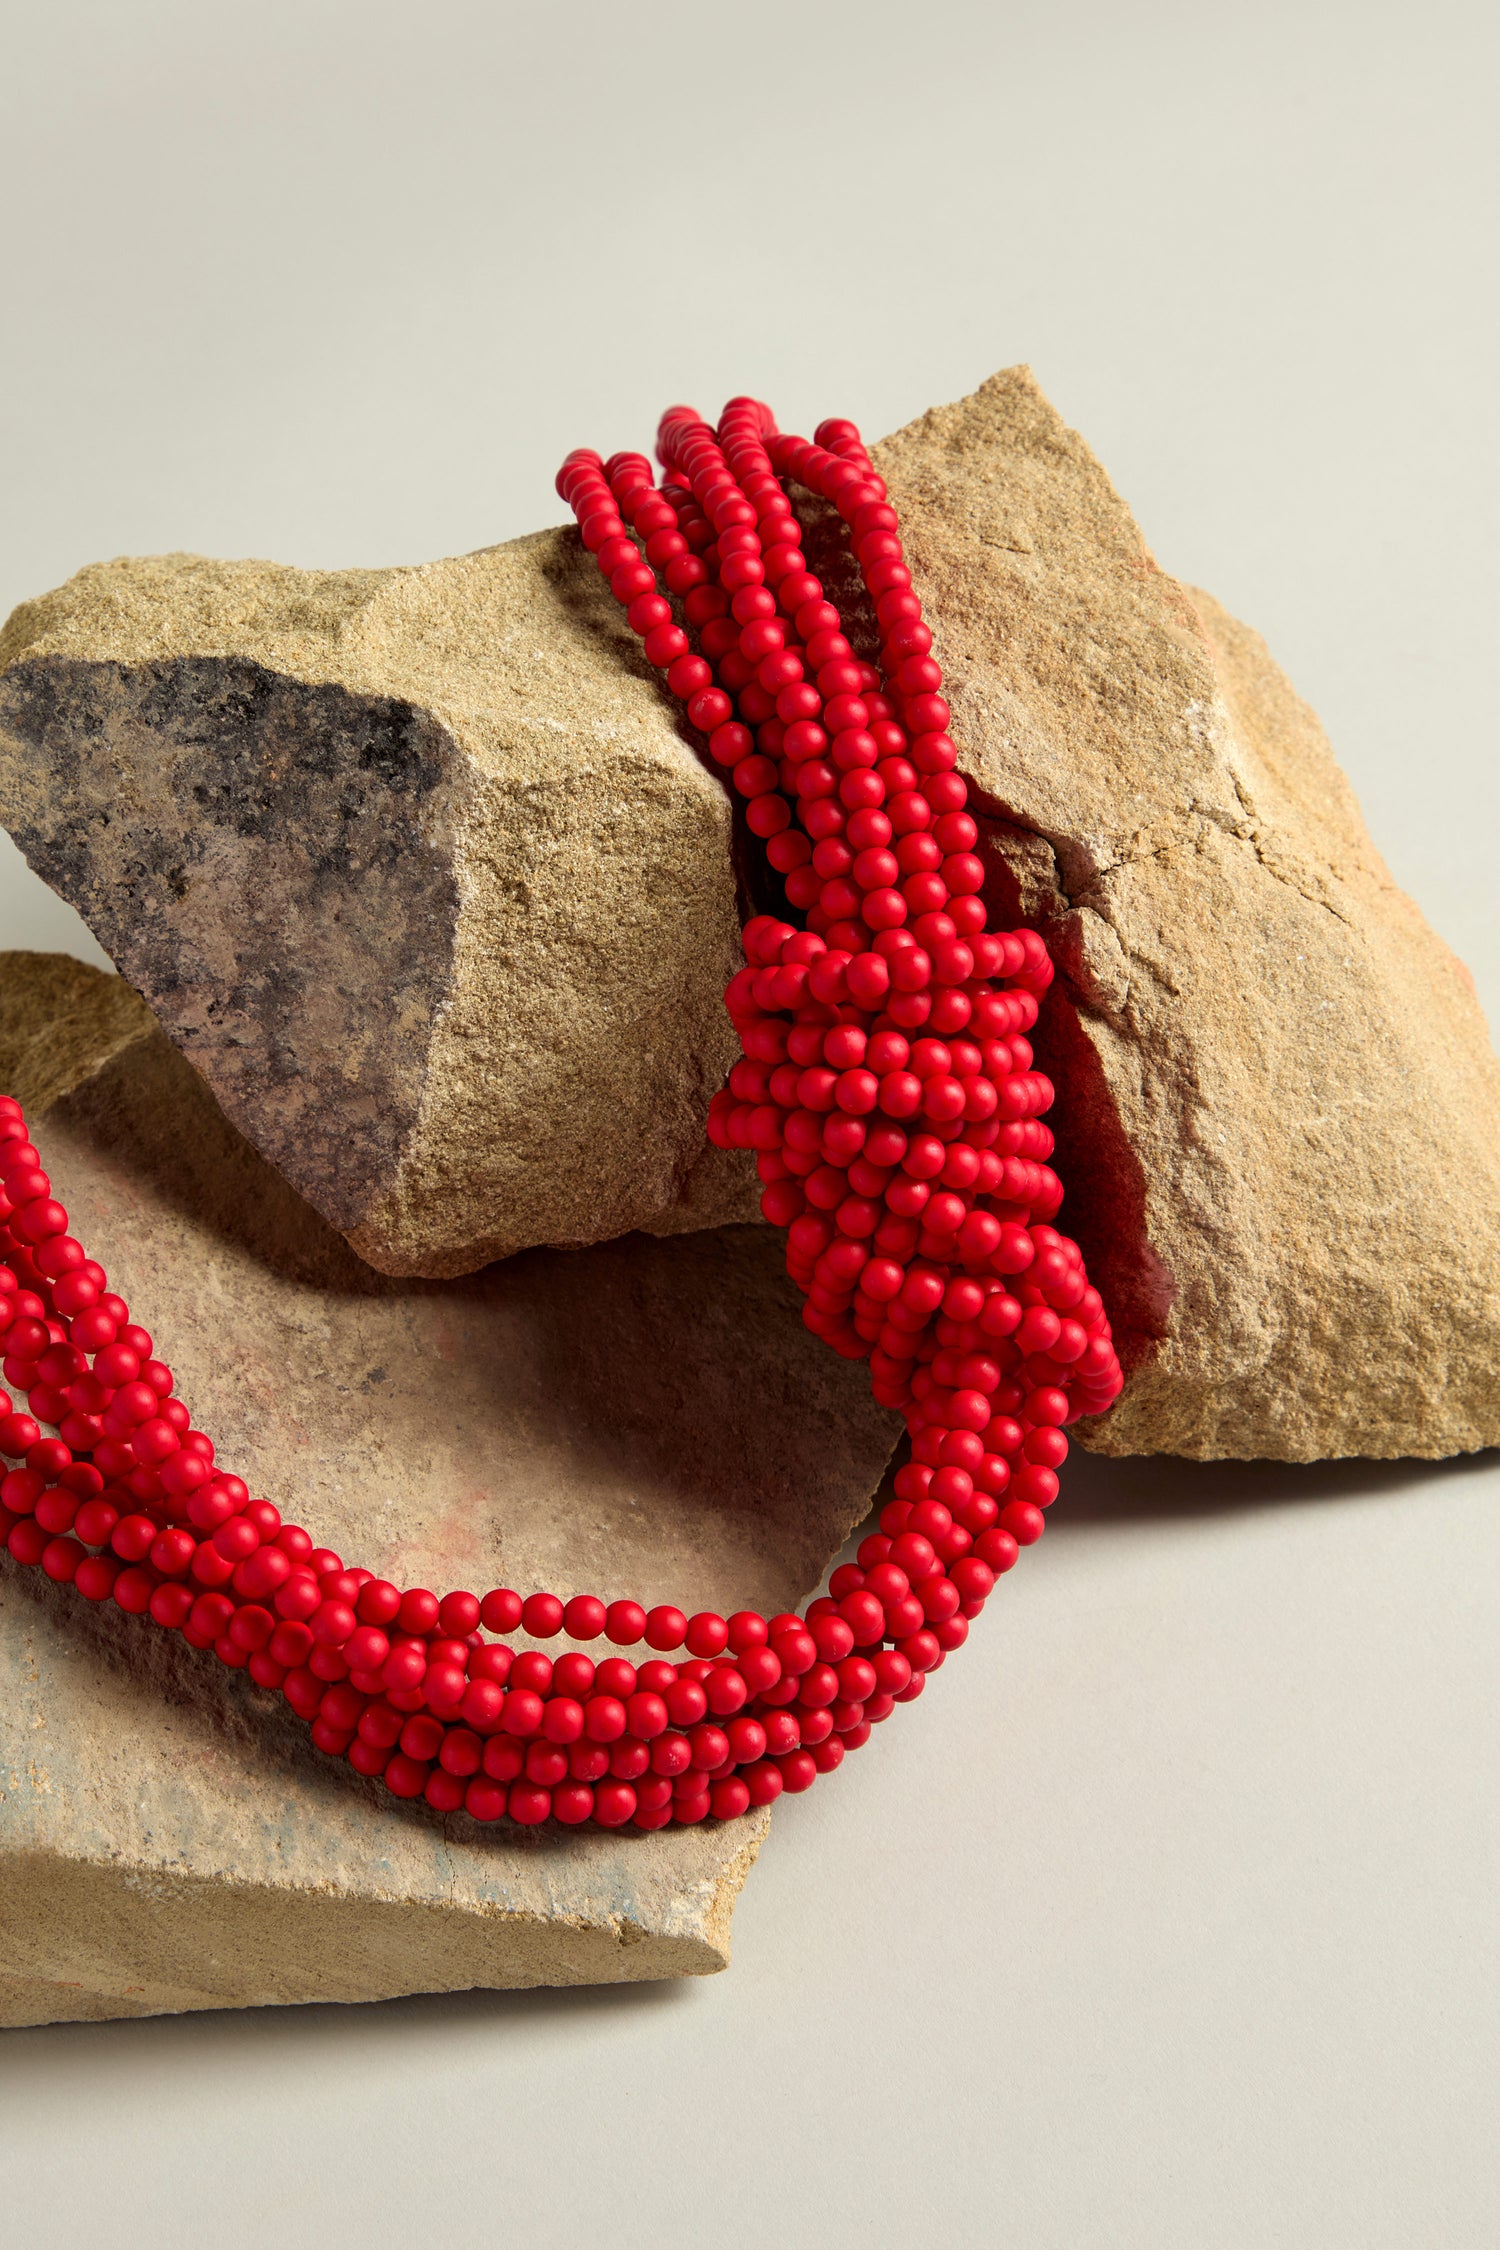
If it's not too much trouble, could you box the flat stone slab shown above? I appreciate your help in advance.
[0,953,898,2026]
[1,1568,767,2027]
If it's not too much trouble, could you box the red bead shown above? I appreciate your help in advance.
[665,1676,707,1726]
[149,1527,195,1578]
[997,1500,1045,1546]
[552,1651,596,1698]
[521,1590,564,1637]
[563,1593,607,1639]
[308,1598,355,1646]
[771,1624,817,1676]
[1024,1425,1069,1468]
[481,1737,523,1782]
[464,1778,509,1822]
[584,1694,627,1743]
[710,1776,751,1820]
[398,1587,441,1635]
[41,1533,82,1582]
[438,1589,481,1636]
[461,1678,505,1731]
[777,1749,818,1793]
[507,1783,551,1825]
[383,1754,428,1800]
[501,1688,544,1737]
[626,1691,669,1740]
[525,1743,568,1787]
[542,1696,584,1745]
[593,1780,637,1828]
[739,1645,783,1695]
[357,1577,401,1625]
[838,1591,885,1645]
[27,1436,71,1480]
[888,1532,937,1581]
[644,1603,687,1651]
[809,1612,855,1663]
[469,1642,513,1686]
[744,1760,784,1806]
[704,1664,748,1715]
[1012,1464,1060,1507]
[605,1599,647,1645]
[74,1554,118,1601]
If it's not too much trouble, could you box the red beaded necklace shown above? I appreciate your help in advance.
[0,398,1123,1833]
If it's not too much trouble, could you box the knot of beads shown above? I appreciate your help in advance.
[0,397,1122,1830]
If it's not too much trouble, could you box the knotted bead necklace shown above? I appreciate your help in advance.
[0,397,1123,1831]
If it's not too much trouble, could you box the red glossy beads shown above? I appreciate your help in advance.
[0,397,1122,1829]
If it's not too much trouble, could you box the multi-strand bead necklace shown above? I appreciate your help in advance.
[0,398,1123,1831]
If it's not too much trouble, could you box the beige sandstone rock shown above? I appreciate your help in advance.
[875,371,1500,1459]
[0,538,763,1279]
[0,952,899,2026]
[2,368,1496,1459]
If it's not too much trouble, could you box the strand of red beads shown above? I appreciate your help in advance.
[0,398,1123,1832]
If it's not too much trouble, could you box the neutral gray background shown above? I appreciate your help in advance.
[1,3,1495,2244]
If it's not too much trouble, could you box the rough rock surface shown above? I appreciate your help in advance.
[0,952,899,2026]
[0,541,763,1278]
[873,371,1500,1459]
[2,368,1496,1459]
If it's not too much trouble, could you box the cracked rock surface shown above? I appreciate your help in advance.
[876,370,1500,1458]
[0,953,898,2026]
[2,367,1496,1458]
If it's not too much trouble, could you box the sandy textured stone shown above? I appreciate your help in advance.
[1,1579,765,2028]
[0,953,898,2027]
[870,369,1500,1459]
[4,368,1496,1460]
[0,539,762,1278]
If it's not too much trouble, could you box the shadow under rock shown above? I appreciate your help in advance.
[0,1960,691,2069]
[1053,1439,1496,1526]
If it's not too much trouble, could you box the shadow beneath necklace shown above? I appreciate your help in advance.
[32,1012,899,1620]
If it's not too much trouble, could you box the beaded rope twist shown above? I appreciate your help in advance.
[0,398,1123,1831]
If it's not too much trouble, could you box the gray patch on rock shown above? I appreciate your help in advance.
[0,655,460,1230]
